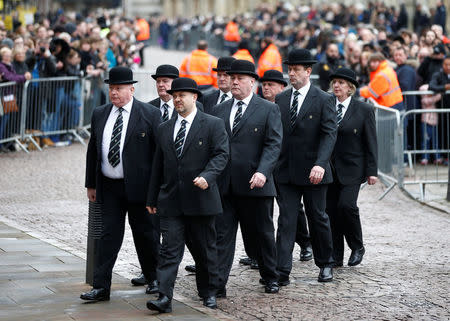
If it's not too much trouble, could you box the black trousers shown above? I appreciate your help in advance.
[216,195,278,288]
[326,181,363,262]
[276,183,334,278]
[158,214,218,299]
[93,177,160,289]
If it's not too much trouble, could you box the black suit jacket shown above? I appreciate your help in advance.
[199,89,220,114]
[212,95,283,197]
[331,97,378,185]
[274,85,337,186]
[147,110,229,216]
[148,97,204,117]
[85,99,161,203]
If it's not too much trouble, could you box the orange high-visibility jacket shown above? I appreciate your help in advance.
[360,60,403,107]
[224,21,241,42]
[257,43,282,78]
[232,49,255,64]
[136,18,150,41]
[180,50,218,87]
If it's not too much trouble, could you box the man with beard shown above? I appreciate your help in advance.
[313,41,345,91]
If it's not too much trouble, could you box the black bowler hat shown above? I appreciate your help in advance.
[226,59,259,80]
[151,64,179,80]
[213,56,236,72]
[167,77,202,97]
[259,69,288,86]
[283,48,317,65]
[329,67,359,87]
[104,66,138,84]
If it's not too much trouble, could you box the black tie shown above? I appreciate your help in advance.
[174,119,187,158]
[290,91,300,127]
[162,103,169,122]
[108,108,123,168]
[232,101,244,133]
[337,103,344,125]
[219,93,228,104]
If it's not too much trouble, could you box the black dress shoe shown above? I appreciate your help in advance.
[239,257,252,265]
[131,272,147,286]
[278,276,290,286]
[318,267,333,282]
[216,287,226,298]
[145,280,159,294]
[259,278,266,285]
[300,246,313,261]
[203,296,217,309]
[185,264,196,273]
[80,288,110,301]
[250,259,259,270]
[147,295,172,313]
[348,247,365,266]
[264,282,279,294]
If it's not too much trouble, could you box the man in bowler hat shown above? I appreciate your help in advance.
[81,66,161,301]
[212,59,283,294]
[146,78,229,313]
[260,70,314,263]
[149,64,203,121]
[274,48,337,284]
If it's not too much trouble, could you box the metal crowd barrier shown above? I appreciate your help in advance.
[80,75,109,135]
[0,81,29,152]
[369,99,402,200]
[399,90,449,202]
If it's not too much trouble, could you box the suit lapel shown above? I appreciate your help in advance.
[340,97,356,125]
[222,99,233,136]
[97,104,113,151]
[123,100,139,149]
[167,117,178,159]
[179,111,203,158]
[296,85,316,122]
[232,95,258,136]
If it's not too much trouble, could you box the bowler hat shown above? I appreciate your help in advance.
[259,70,288,86]
[167,77,202,97]
[329,67,359,87]
[226,59,259,80]
[151,64,179,80]
[104,66,138,84]
[213,57,236,72]
[283,48,317,65]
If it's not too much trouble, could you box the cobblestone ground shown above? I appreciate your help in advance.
[0,48,449,320]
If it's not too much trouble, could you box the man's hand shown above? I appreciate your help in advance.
[249,172,266,189]
[445,83,450,91]
[309,166,325,185]
[367,176,377,185]
[193,177,208,190]
[87,188,96,202]
[146,206,157,214]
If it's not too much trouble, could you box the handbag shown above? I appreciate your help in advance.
[2,94,18,113]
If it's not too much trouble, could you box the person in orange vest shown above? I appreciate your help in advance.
[224,19,241,54]
[232,41,255,64]
[359,52,404,110]
[180,40,218,90]
[256,37,282,79]
[135,16,150,67]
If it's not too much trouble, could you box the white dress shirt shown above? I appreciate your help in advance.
[101,98,133,179]
[160,99,175,119]
[290,81,311,115]
[217,90,232,105]
[173,107,198,155]
[229,92,253,130]
[336,96,352,119]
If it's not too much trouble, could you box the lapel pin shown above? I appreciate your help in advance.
[254,128,258,132]
[141,132,146,137]
[354,129,357,133]
[199,141,203,145]
[309,115,313,119]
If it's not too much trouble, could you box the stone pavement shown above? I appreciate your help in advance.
[0,222,229,321]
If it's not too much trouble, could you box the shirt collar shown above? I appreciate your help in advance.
[114,97,133,113]
[236,92,253,106]
[161,98,174,109]
[177,106,197,124]
[294,81,311,97]
[336,96,352,109]
[219,90,230,98]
